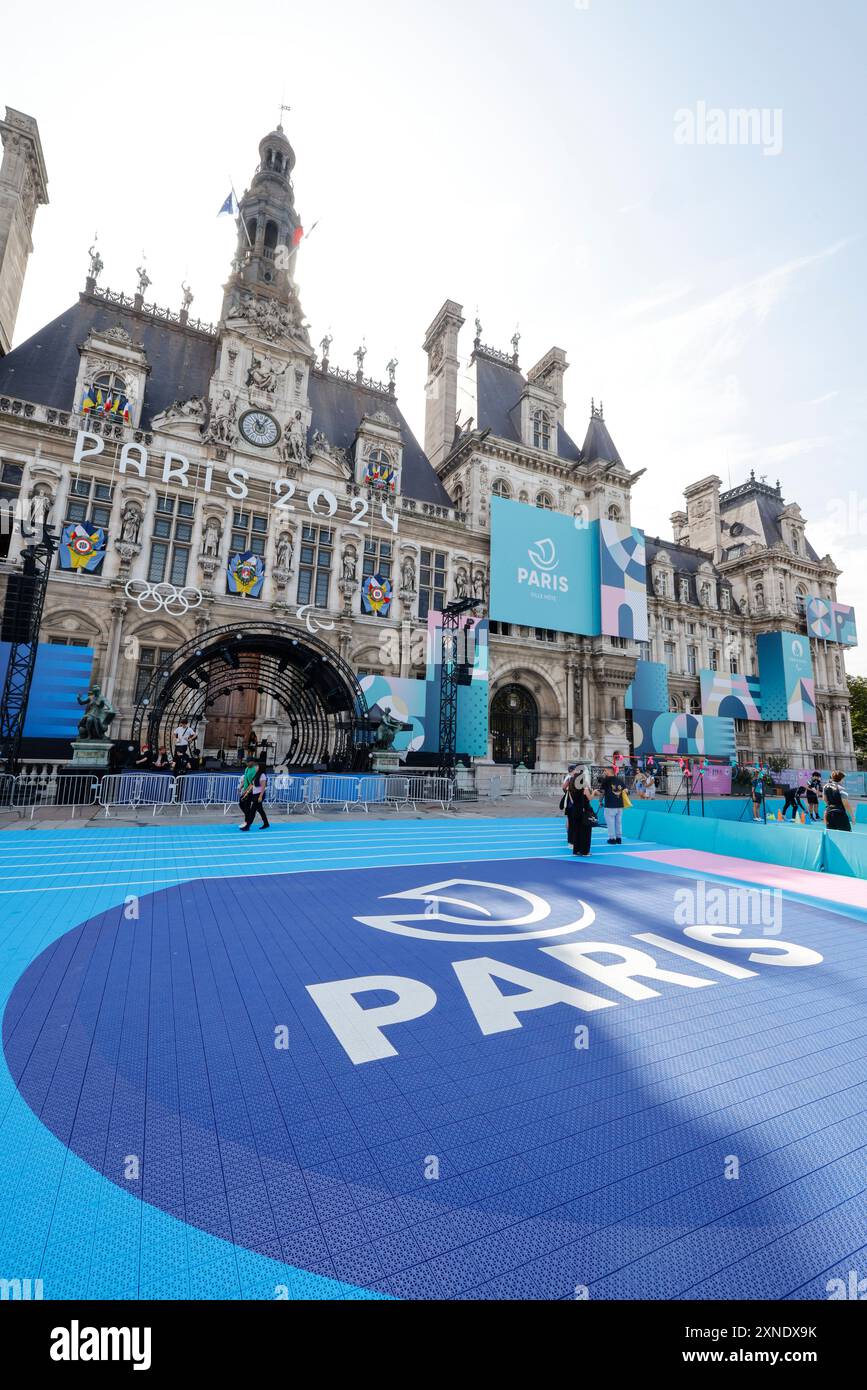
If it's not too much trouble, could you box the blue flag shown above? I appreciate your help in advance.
[218,192,235,216]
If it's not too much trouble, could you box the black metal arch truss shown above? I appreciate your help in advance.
[131,621,371,770]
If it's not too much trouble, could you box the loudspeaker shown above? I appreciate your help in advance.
[1,572,39,643]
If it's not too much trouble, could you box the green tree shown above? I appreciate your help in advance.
[847,675,867,759]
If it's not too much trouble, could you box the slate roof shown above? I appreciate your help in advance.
[645,537,735,604]
[473,353,584,464]
[718,482,821,563]
[0,294,452,506]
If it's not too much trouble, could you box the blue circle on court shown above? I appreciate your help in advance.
[4,857,863,1299]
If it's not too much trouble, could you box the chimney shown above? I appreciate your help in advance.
[0,108,48,355]
[527,347,568,426]
[682,477,722,561]
[423,299,464,469]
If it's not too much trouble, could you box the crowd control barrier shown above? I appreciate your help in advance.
[98,773,177,817]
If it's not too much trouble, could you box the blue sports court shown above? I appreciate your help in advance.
[1,815,865,1300]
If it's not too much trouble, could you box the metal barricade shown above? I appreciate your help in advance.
[266,774,309,814]
[356,775,387,811]
[405,775,454,810]
[98,773,177,817]
[11,772,100,819]
[315,775,364,812]
[176,772,244,814]
[383,775,411,810]
[0,772,19,813]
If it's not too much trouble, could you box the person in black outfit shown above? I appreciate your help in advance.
[564,773,597,856]
[781,782,805,820]
[804,771,822,821]
[823,771,853,832]
[240,762,270,831]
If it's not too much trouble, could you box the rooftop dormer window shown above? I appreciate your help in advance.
[532,409,551,452]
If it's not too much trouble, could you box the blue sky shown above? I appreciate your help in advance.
[3,0,865,669]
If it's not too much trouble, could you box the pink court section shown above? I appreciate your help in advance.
[628,848,867,913]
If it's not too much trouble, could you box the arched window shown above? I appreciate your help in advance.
[492,479,511,500]
[669,695,680,713]
[536,492,553,510]
[532,409,551,452]
[264,220,279,251]
[607,503,622,522]
[92,369,127,395]
[795,585,807,614]
[245,218,258,247]
[452,483,464,512]
[689,696,701,715]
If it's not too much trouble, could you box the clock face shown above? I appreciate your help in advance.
[239,409,281,448]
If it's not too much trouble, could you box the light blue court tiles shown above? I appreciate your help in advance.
[1,816,866,1301]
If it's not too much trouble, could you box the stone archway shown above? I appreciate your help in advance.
[490,682,540,767]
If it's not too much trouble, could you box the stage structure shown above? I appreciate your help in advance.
[0,519,58,772]
[131,622,370,770]
[437,596,482,780]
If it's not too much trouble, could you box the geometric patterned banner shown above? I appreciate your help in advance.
[361,573,392,617]
[805,596,857,647]
[699,669,763,720]
[227,551,265,598]
[599,520,648,640]
[756,631,816,724]
[59,521,107,572]
[631,709,737,758]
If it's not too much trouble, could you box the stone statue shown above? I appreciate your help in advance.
[472,568,486,600]
[181,281,194,312]
[474,315,482,340]
[207,390,237,443]
[29,483,53,528]
[275,531,293,571]
[319,332,333,361]
[120,501,142,545]
[678,577,689,603]
[374,708,411,750]
[386,357,398,384]
[454,566,468,598]
[354,343,366,374]
[136,265,151,297]
[401,555,416,592]
[77,685,116,740]
[88,243,103,281]
[341,544,357,583]
[247,353,287,393]
[280,410,307,464]
[202,516,221,557]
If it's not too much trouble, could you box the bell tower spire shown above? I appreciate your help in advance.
[226,122,301,309]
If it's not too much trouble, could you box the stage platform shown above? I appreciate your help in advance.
[1,816,865,1301]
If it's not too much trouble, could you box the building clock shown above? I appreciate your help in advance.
[238,409,281,448]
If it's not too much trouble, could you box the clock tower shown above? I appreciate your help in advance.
[210,121,314,460]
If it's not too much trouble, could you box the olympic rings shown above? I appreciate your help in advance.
[124,580,204,616]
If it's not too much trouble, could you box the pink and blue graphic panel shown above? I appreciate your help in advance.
[625,658,668,712]
[805,597,857,647]
[632,709,737,759]
[599,520,648,641]
[757,631,816,723]
[699,669,763,720]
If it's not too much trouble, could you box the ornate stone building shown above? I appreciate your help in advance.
[0,115,856,769]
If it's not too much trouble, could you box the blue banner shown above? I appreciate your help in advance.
[489,497,599,634]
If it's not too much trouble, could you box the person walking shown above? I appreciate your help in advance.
[564,771,597,856]
[598,761,626,844]
[823,771,853,833]
[804,770,822,822]
[239,760,270,830]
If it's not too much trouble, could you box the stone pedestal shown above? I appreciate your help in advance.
[371,749,402,773]
[67,739,114,769]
